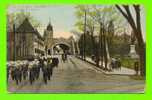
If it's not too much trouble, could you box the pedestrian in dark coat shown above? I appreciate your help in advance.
[10,66,15,81]
[33,59,40,80]
[14,63,22,85]
[52,57,59,67]
[134,61,139,75]
[22,63,28,80]
[9,62,16,81]
[62,54,65,62]
[47,60,54,80]
[42,61,48,84]
[117,58,121,70]
[29,62,35,85]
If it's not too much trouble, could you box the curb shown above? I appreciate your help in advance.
[75,56,135,76]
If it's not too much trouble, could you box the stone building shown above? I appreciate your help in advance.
[43,22,53,55]
[8,18,44,60]
[7,29,15,61]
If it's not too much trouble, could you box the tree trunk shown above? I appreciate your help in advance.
[99,23,104,68]
[91,32,95,56]
[104,34,108,70]
[95,43,100,67]
[138,40,145,76]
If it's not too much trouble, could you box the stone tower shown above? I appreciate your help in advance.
[43,22,53,55]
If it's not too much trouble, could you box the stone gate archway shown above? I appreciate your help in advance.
[51,42,71,55]
[45,37,75,56]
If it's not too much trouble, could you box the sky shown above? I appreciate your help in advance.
[8,5,76,39]
[8,5,146,41]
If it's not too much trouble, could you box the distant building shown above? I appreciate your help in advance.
[7,18,44,60]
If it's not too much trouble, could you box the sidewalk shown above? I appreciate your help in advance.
[77,56,136,76]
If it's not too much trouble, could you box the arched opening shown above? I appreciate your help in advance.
[52,43,70,55]
[48,49,51,55]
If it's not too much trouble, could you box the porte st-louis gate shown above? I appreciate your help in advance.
[43,23,76,56]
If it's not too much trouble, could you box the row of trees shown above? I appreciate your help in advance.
[73,5,145,76]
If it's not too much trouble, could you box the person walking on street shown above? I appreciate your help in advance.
[42,61,48,84]
[134,61,139,75]
[29,62,35,85]
[22,61,28,80]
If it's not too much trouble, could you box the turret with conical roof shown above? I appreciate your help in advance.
[46,23,53,31]
[43,22,54,55]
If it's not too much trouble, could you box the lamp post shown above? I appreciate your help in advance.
[13,23,16,61]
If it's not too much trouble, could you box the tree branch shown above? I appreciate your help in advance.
[116,5,138,34]
[115,5,129,19]
[133,5,144,44]
[123,5,137,29]
[134,5,141,32]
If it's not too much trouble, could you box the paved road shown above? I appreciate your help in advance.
[8,56,145,93]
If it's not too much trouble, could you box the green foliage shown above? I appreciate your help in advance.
[121,57,136,69]
[109,33,131,57]
[74,20,84,32]
[78,32,93,56]
[74,5,132,62]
